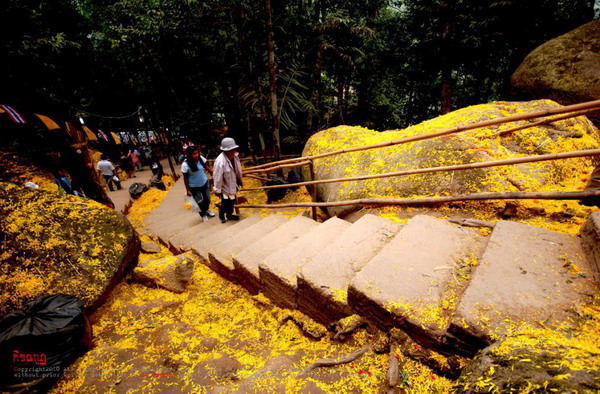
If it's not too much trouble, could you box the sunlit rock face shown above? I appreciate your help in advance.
[302,100,600,217]
[0,184,140,318]
[511,20,600,127]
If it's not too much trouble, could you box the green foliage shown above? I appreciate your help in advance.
[0,0,595,154]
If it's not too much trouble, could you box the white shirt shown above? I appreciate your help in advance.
[213,152,243,197]
[97,160,115,176]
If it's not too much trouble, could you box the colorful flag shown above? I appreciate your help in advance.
[97,129,109,141]
[120,132,129,144]
[110,132,121,144]
[1,104,26,123]
[82,125,98,141]
[34,114,61,130]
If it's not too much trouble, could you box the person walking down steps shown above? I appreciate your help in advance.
[182,145,215,222]
[96,154,122,192]
[213,137,244,223]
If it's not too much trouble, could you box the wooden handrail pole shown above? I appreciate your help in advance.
[241,148,600,192]
[308,159,317,220]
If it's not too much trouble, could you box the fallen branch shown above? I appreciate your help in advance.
[387,344,400,388]
[299,344,371,377]
[448,218,496,228]
[333,315,367,341]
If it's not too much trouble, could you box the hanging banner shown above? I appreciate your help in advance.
[65,121,85,143]
[110,132,121,144]
[120,132,129,144]
[1,104,27,123]
[147,130,156,142]
[138,130,148,144]
[97,129,109,142]
[34,114,61,130]
[160,132,169,144]
[82,125,98,141]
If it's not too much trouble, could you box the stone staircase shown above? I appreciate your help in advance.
[143,179,600,357]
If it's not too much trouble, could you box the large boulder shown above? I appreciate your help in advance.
[0,183,140,319]
[302,100,600,217]
[511,20,600,126]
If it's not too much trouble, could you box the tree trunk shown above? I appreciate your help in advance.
[306,0,323,136]
[440,0,452,115]
[264,0,281,160]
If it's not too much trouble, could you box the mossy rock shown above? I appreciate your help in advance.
[0,183,140,318]
[302,100,600,217]
[510,20,600,127]
[454,300,600,392]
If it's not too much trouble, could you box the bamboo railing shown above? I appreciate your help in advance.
[238,99,600,220]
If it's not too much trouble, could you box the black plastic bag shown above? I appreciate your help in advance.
[129,182,148,199]
[149,177,166,191]
[265,175,288,203]
[0,295,92,393]
[286,170,304,190]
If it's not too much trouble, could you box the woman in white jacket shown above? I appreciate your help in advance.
[212,137,244,222]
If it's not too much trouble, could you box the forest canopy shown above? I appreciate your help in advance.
[1,0,596,156]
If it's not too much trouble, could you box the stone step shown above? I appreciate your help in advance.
[167,218,223,254]
[296,214,401,326]
[233,215,319,295]
[446,220,598,356]
[209,214,289,282]
[190,214,263,267]
[580,211,600,282]
[260,217,352,309]
[143,202,188,226]
[147,213,205,242]
[348,215,485,355]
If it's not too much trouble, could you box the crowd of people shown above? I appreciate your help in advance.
[91,137,245,224]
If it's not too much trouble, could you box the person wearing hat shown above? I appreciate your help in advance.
[213,137,244,222]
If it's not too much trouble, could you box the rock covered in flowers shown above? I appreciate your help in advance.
[133,254,194,293]
[0,183,140,319]
[302,100,600,217]
[455,302,600,393]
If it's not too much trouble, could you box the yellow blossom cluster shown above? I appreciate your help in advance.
[0,182,135,317]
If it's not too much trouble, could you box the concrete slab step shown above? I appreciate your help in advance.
[191,214,263,267]
[296,214,401,326]
[209,214,288,282]
[233,215,319,295]
[167,218,223,254]
[348,215,485,355]
[260,217,352,309]
[446,220,598,356]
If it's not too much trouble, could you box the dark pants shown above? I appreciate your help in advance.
[103,174,121,191]
[190,182,211,217]
[219,196,236,220]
